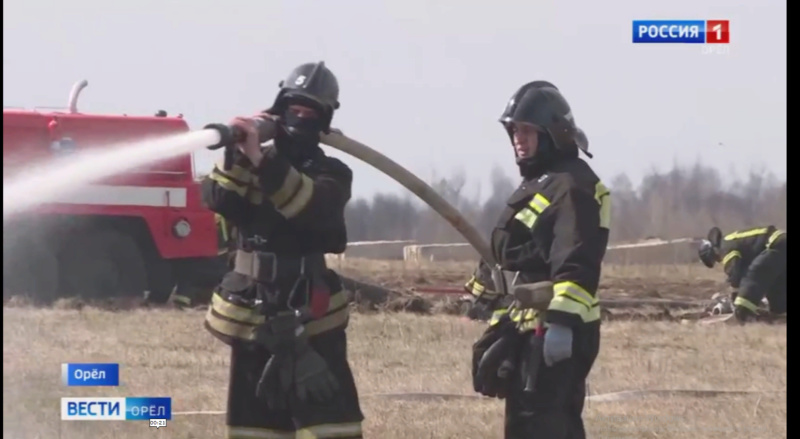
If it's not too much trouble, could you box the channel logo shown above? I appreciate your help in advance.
[632,20,730,44]
[60,397,172,421]
[61,363,119,386]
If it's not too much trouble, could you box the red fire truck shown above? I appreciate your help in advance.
[2,80,222,304]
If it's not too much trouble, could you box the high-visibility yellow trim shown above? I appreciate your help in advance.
[514,193,551,229]
[529,193,551,213]
[549,281,601,322]
[270,166,303,207]
[171,294,191,306]
[271,169,315,219]
[296,421,363,439]
[767,229,786,248]
[206,290,351,343]
[595,181,612,230]
[465,276,498,300]
[514,209,538,228]
[216,214,229,242]
[722,250,741,266]
[489,307,541,332]
[211,292,265,325]
[227,425,294,439]
[724,228,769,241]
[734,295,759,312]
[209,166,263,205]
[209,171,249,197]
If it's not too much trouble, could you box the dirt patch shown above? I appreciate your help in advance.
[2,262,745,324]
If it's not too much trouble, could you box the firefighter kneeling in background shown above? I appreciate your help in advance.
[698,225,786,323]
[469,81,609,439]
[169,213,235,309]
[201,62,363,439]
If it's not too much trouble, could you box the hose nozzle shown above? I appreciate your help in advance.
[204,123,245,151]
[203,117,279,151]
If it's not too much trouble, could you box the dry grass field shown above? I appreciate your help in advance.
[3,262,787,438]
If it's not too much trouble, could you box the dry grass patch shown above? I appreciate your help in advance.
[3,308,785,439]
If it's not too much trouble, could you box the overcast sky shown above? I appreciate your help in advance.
[3,0,786,200]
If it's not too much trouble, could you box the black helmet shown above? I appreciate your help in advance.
[271,61,340,132]
[499,81,592,158]
[698,240,718,268]
[698,227,724,268]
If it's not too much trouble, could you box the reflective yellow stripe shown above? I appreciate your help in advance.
[489,307,542,332]
[767,229,786,248]
[553,281,596,309]
[172,294,191,306]
[304,290,351,336]
[296,421,363,439]
[514,193,551,229]
[465,276,498,300]
[271,168,315,219]
[205,308,258,342]
[206,290,351,343]
[488,308,509,326]
[724,228,769,241]
[514,209,538,228]
[209,170,249,197]
[209,166,263,205]
[220,161,256,182]
[549,281,601,322]
[595,181,611,230]
[211,292,265,325]
[529,193,551,213]
[734,295,759,312]
[722,250,741,266]
[216,214,229,242]
[227,426,294,439]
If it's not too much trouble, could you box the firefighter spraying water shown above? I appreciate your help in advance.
[3,75,499,312]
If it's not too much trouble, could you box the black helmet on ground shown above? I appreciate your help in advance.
[499,81,592,160]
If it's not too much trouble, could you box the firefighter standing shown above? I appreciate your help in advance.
[698,225,786,323]
[467,81,610,439]
[201,62,363,439]
[169,213,235,308]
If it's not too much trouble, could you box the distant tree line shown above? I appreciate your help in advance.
[344,162,787,244]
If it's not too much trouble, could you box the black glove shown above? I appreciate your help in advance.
[471,316,517,399]
[253,312,339,405]
[734,305,758,324]
[284,342,340,403]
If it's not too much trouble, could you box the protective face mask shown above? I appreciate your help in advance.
[282,112,324,144]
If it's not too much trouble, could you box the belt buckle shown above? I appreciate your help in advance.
[252,251,278,283]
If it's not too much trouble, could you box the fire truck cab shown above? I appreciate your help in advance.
[3,80,222,303]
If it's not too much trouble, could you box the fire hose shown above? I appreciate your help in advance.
[203,118,509,299]
[199,119,779,405]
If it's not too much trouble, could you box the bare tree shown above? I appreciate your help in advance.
[343,160,786,244]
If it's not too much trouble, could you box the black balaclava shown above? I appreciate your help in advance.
[274,97,327,164]
[515,130,578,179]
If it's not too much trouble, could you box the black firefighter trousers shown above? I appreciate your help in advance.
[738,234,787,314]
[226,328,364,439]
[504,324,601,439]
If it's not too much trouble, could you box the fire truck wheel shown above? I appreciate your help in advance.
[57,229,148,300]
[143,258,175,304]
[3,239,60,304]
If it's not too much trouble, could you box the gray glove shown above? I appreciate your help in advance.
[543,323,573,366]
